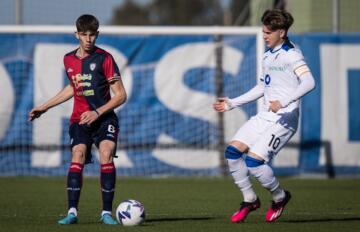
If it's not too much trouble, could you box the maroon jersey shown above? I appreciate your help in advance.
[64,47,121,123]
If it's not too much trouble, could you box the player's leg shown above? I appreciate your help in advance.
[98,140,118,224]
[247,123,295,222]
[58,144,87,224]
[246,153,291,222]
[59,124,90,225]
[227,141,260,223]
[96,118,119,225]
[227,117,262,223]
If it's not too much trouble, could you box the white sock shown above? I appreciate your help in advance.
[68,207,77,216]
[101,210,112,217]
[228,158,257,202]
[248,163,285,202]
[272,187,286,203]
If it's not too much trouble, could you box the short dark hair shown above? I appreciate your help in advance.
[261,9,294,32]
[76,14,99,32]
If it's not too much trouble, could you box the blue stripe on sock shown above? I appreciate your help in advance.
[224,145,243,159]
[245,155,265,167]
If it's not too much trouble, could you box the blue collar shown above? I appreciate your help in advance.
[270,43,283,53]
[269,39,294,53]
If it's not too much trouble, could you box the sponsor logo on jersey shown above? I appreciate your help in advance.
[71,73,92,88]
[67,68,74,73]
[76,89,94,96]
[83,90,94,96]
[269,66,286,71]
[264,74,271,85]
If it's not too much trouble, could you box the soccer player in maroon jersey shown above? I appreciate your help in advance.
[29,14,127,225]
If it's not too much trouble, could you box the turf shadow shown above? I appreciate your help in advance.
[284,217,360,223]
[145,216,215,222]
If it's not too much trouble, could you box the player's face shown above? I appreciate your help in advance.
[262,26,285,49]
[76,30,98,52]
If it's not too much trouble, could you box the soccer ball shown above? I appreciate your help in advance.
[116,199,145,226]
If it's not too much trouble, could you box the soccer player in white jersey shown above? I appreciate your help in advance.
[213,9,315,223]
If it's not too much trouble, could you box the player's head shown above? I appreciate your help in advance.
[261,9,294,49]
[75,14,99,52]
[76,14,99,33]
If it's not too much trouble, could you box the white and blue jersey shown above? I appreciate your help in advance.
[258,39,306,128]
[231,39,312,161]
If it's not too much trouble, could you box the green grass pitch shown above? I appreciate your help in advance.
[0,177,359,232]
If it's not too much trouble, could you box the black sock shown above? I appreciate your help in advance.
[67,162,84,210]
[100,163,116,212]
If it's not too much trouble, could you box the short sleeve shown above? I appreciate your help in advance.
[63,55,69,78]
[103,54,121,82]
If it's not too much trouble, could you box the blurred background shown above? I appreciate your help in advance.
[0,0,359,178]
[1,0,360,32]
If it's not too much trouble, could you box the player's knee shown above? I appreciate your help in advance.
[99,149,114,164]
[72,148,86,163]
[224,145,244,160]
[225,145,247,173]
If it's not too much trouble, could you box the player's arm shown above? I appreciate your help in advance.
[213,84,264,112]
[272,65,315,112]
[28,84,73,121]
[79,79,127,125]
[97,79,127,115]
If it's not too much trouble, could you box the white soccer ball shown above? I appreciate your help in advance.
[116,199,145,226]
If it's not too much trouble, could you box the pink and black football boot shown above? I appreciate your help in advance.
[231,198,261,223]
[265,190,291,222]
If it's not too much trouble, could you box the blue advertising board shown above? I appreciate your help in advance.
[0,31,359,176]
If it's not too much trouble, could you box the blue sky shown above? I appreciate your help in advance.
[0,0,231,25]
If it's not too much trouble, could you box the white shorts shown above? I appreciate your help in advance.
[231,114,296,162]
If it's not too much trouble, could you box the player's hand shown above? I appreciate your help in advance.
[28,106,47,121]
[79,110,99,125]
[213,97,232,112]
[269,100,282,113]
